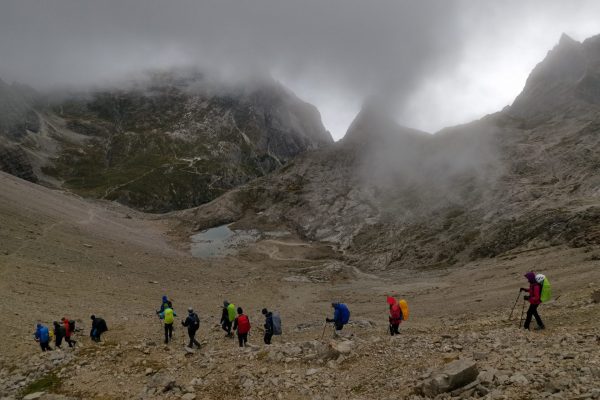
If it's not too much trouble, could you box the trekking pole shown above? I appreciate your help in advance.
[508,291,522,320]
[320,321,328,340]
[519,299,527,328]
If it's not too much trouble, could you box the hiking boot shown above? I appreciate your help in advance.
[534,326,545,331]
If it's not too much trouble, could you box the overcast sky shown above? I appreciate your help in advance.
[1,1,599,139]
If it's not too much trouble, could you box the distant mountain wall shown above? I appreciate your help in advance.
[0,71,332,212]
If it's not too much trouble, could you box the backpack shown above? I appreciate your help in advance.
[272,312,282,335]
[164,308,174,324]
[536,274,552,303]
[38,326,50,342]
[227,304,237,322]
[338,304,350,324]
[237,314,250,334]
[68,320,76,333]
[191,313,200,329]
[399,299,409,321]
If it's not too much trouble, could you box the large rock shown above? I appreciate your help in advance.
[148,372,177,393]
[418,359,479,397]
[23,393,45,400]
[328,340,353,357]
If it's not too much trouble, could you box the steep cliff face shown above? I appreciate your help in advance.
[0,80,40,182]
[0,143,37,182]
[183,34,600,271]
[510,33,600,124]
[0,79,40,140]
[0,71,332,212]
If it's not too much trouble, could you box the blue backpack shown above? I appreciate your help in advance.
[338,304,350,324]
[38,326,49,342]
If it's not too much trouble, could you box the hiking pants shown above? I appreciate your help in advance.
[264,332,273,345]
[65,336,76,347]
[188,329,200,348]
[222,320,232,336]
[164,323,173,343]
[524,304,544,330]
[390,323,400,336]
[40,341,52,352]
[335,321,344,331]
[90,329,101,342]
[238,332,248,347]
[55,336,63,348]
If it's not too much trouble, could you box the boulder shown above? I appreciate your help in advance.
[184,347,196,355]
[328,340,353,357]
[148,373,176,393]
[23,393,45,400]
[417,359,479,396]
[510,373,529,385]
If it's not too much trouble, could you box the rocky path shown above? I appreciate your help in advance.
[2,289,598,400]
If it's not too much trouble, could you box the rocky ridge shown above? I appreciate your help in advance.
[180,34,600,272]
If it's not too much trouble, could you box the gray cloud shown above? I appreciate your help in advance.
[1,1,600,138]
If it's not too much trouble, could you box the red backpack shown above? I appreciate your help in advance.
[237,314,250,334]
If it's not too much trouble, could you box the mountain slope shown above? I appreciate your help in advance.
[0,71,333,212]
[181,34,600,271]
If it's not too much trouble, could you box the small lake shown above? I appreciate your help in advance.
[190,224,260,258]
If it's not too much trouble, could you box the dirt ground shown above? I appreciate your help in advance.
[1,171,599,399]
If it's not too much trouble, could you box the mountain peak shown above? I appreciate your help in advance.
[558,32,578,46]
[508,33,591,122]
[342,101,427,145]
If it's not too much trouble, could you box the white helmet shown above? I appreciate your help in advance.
[535,274,545,284]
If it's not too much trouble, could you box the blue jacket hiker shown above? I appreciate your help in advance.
[35,324,52,352]
[326,303,350,332]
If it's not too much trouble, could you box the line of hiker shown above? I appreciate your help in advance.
[35,315,107,351]
[33,271,550,352]
[34,317,80,351]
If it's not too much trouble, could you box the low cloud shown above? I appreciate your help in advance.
[1,1,600,138]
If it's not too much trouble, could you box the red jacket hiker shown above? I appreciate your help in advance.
[521,271,545,330]
[233,307,251,347]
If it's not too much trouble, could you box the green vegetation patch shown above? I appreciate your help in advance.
[21,373,62,396]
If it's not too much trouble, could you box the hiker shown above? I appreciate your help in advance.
[387,297,402,336]
[90,315,108,342]
[221,301,236,338]
[520,272,545,330]
[34,323,52,352]
[262,308,273,345]
[61,317,76,347]
[53,321,66,348]
[159,304,176,344]
[326,303,350,335]
[233,307,250,347]
[158,295,173,314]
[181,307,201,348]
